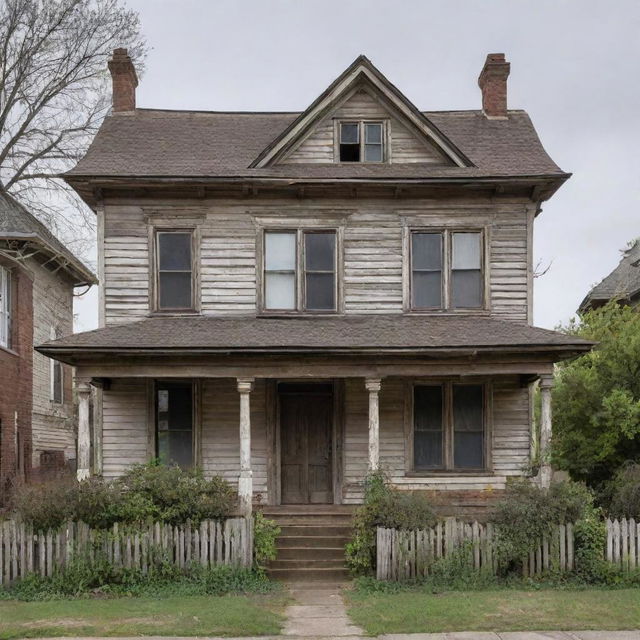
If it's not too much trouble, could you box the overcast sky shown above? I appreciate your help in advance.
[74,0,640,331]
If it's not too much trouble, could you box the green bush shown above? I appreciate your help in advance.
[253,512,280,570]
[605,462,640,518]
[9,462,236,530]
[492,479,592,572]
[345,470,437,576]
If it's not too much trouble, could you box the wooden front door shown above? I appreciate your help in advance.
[280,385,333,504]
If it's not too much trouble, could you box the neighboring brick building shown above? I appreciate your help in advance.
[0,191,96,499]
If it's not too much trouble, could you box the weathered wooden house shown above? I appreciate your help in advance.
[0,192,96,498]
[579,238,640,312]
[39,51,592,527]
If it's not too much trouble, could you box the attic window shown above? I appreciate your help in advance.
[339,121,384,163]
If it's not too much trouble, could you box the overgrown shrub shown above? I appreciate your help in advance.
[605,462,640,518]
[345,470,437,576]
[253,512,280,570]
[492,479,592,572]
[9,462,236,530]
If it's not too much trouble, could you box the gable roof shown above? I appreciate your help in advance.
[251,55,470,168]
[37,314,593,365]
[65,56,568,191]
[579,239,640,312]
[0,191,96,286]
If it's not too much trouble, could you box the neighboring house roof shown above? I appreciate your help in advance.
[579,239,640,313]
[0,191,97,286]
[37,314,593,363]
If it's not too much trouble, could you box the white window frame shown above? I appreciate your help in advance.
[49,326,63,404]
[0,265,11,349]
[337,120,386,163]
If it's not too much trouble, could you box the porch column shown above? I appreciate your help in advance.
[76,379,92,481]
[365,378,382,471]
[237,377,254,517]
[539,374,554,489]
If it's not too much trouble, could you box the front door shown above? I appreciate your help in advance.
[280,384,333,504]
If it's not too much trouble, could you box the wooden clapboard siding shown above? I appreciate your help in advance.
[283,89,449,164]
[102,199,532,324]
[102,378,149,478]
[342,375,529,504]
[201,378,268,500]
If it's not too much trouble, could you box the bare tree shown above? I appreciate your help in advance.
[0,0,145,257]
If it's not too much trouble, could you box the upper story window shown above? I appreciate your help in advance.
[263,230,337,313]
[410,230,484,311]
[413,382,486,471]
[0,265,11,349]
[50,326,63,404]
[155,231,194,311]
[339,121,384,163]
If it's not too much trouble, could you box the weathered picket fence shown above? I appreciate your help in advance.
[376,518,575,581]
[606,518,639,572]
[0,517,252,585]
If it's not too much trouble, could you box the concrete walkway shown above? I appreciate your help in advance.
[282,581,364,637]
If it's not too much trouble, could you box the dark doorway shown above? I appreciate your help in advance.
[279,383,333,504]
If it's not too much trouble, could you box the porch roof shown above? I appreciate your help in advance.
[37,314,593,362]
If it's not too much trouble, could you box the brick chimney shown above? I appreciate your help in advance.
[478,53,510,119]
[108,48,138,113]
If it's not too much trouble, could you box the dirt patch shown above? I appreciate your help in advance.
[21,616,170,629]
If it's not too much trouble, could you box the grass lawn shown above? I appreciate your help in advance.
[346,588,640,636]
[0,593,287,639]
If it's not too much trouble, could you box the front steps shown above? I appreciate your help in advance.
[261,505,355,581]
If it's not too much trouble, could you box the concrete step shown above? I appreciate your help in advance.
[270,558,346,570]
[277,546,345,560]
[268,567,350,582]
[277,535,349,548]
[269,516,354,526]
[278,524,352,537]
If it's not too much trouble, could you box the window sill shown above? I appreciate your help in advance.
[147,310,200,317]
[404,309,491,316]
[0,344,19,357]
[257,311,341,318]
[405,470,495,477]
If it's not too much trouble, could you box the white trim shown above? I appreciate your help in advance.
[0,265,10,348]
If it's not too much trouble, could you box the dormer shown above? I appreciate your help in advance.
[251,55,471,168]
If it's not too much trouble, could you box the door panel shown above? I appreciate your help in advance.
[280,390,333,504]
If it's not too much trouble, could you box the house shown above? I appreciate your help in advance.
[579,238,640,312]
[38,50,592,519]
[0,192,96,498]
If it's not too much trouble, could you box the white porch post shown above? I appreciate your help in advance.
[365,378,382,471]
[76,379,92,481]
[237,377,254,517]
[539,374,554,489]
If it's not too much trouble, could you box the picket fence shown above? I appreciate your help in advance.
[0,518,252,585]
[606,518,639,573]
[376,518,575,581]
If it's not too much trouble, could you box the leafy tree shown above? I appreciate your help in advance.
[0,0,145,254]
[552,302,640,489]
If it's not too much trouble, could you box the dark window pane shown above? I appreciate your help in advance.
[454,432,483,468]
[414,431,442,469]
[365,123,382,144]
[340,123,359,143]
[453,385,484,469]
[159,272,192,309]
[364,144,382,162]
[158,431,193,467]
[53,363,62,403]
[451,270,483,308]
[412,271,442,308]
[158,233,191,270]
[414,386,443,469]
[305,233,335,271]
[305,273,335,310]
[340,143,360,162]
[412,233,442,270]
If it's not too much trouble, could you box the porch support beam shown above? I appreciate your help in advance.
[365,377,382,471]
[539,373,554,489]
[237,377,254,517]
[76,378,92,481]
